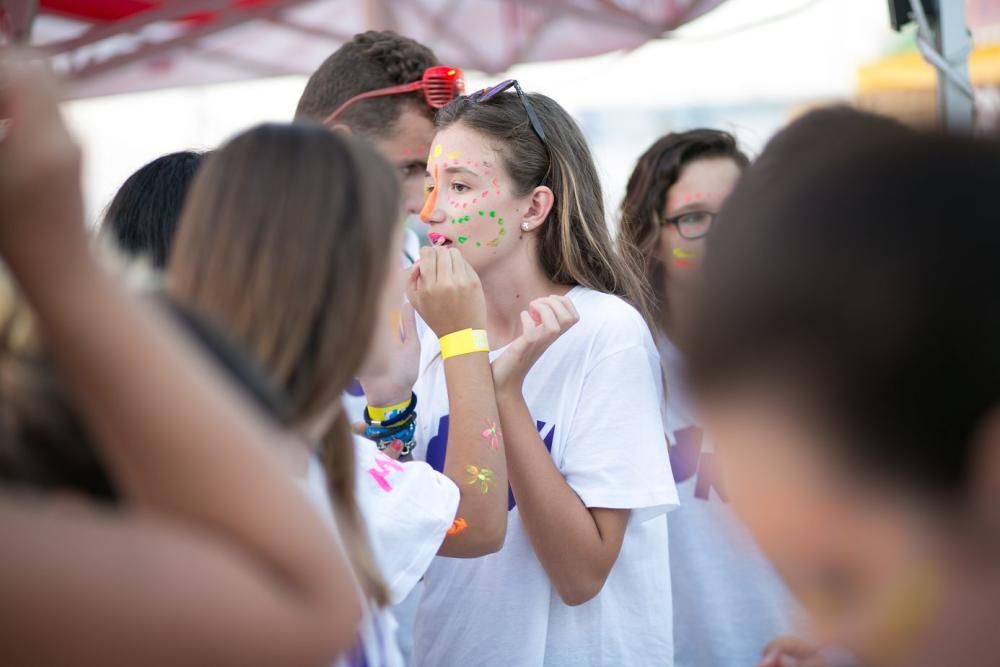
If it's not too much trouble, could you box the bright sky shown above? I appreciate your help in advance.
[63,0,897,225]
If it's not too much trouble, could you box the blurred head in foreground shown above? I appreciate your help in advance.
[683,108,1000,666]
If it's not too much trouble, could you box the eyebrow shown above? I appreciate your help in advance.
[445,165,481,176]
[426,165,481,178]
[666,202,715,217]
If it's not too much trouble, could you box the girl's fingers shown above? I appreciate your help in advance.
[435,246,454,282]
[405,264,422,302]
[520,310,535,337]
[545,296,577,328]
[532,301,561,335]
[419,246,438,287]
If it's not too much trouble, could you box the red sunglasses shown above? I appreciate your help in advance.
[323,66,464,125]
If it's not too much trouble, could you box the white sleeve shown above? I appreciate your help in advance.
[559,345,679,523]
[353,436,460,603]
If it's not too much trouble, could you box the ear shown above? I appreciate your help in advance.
[329,123,353,137]
[520,185,555,232]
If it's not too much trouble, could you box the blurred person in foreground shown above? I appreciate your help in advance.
[682,107,1000,667]
[0,59,359,666]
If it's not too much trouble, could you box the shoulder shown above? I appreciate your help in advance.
[566,287,657,359]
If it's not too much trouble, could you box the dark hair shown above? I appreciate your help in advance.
[168,122,400,606]
[617,129,749,328]
[436,91,650,320]
[102,151,206,268]
[684,108,1000,505]
[0,290,289,505]
[294,30,438,136]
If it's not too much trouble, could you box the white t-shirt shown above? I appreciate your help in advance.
[296,454,403,667]
[660,336,797,667]
[351,435,460,604]
[410,287,679,667]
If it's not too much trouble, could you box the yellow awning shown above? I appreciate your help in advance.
[858,44,1000,92]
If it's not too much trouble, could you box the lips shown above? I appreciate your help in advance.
[428,232,454,247]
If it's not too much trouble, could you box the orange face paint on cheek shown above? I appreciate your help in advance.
[420,163,439,222]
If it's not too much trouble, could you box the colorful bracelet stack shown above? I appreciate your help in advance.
[364,392,418,457]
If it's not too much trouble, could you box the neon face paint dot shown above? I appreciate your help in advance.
[476,242,482,247]
[446,151,462,160]
[458,236,468,244]
[489,211,496,218]
[672,248,695,259]
[479,210,484,216]
[433,144,443,158]
[498,218,504,225]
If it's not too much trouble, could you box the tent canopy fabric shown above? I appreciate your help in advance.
[25,0,726,99]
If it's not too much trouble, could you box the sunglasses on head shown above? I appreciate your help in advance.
[323,66,465,125]
[467,79,547,144]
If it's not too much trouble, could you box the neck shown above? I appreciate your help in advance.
[479,245,569,348]
[662,272,693,342]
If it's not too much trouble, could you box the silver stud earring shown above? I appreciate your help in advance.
[521,222,530,231]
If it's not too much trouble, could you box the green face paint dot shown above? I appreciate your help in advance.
[476,242,482,247]
[498,218,504,225]
[458,236,468,244]
[478,210,484,216]
[464,216,470,222]
[489,211,496,218]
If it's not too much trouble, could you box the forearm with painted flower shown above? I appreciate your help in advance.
[493,296,629,607]
[407,246,508,557]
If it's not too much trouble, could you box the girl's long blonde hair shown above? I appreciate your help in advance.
[168,123,400,605]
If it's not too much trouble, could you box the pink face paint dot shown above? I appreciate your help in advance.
[495,190,501,195]
[481,191,489,198]
[472,199,478,204]
[463,203,468,209]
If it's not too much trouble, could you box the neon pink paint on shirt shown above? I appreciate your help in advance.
[369,453,405,492]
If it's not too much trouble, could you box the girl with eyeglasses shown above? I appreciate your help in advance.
[617,130,810,667]
[363,84,678,666]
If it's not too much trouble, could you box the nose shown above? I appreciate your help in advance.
[419,163,442,224]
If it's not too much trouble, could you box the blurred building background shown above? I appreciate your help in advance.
[35,0,999,226]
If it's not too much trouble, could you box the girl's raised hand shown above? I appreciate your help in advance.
[359,300,421,409]
[406,246,487,338]
[0,57,84,271]
[491,295,579,396]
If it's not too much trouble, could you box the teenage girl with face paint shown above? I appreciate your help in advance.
[618,131,811,667]
[365,84,678,666]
